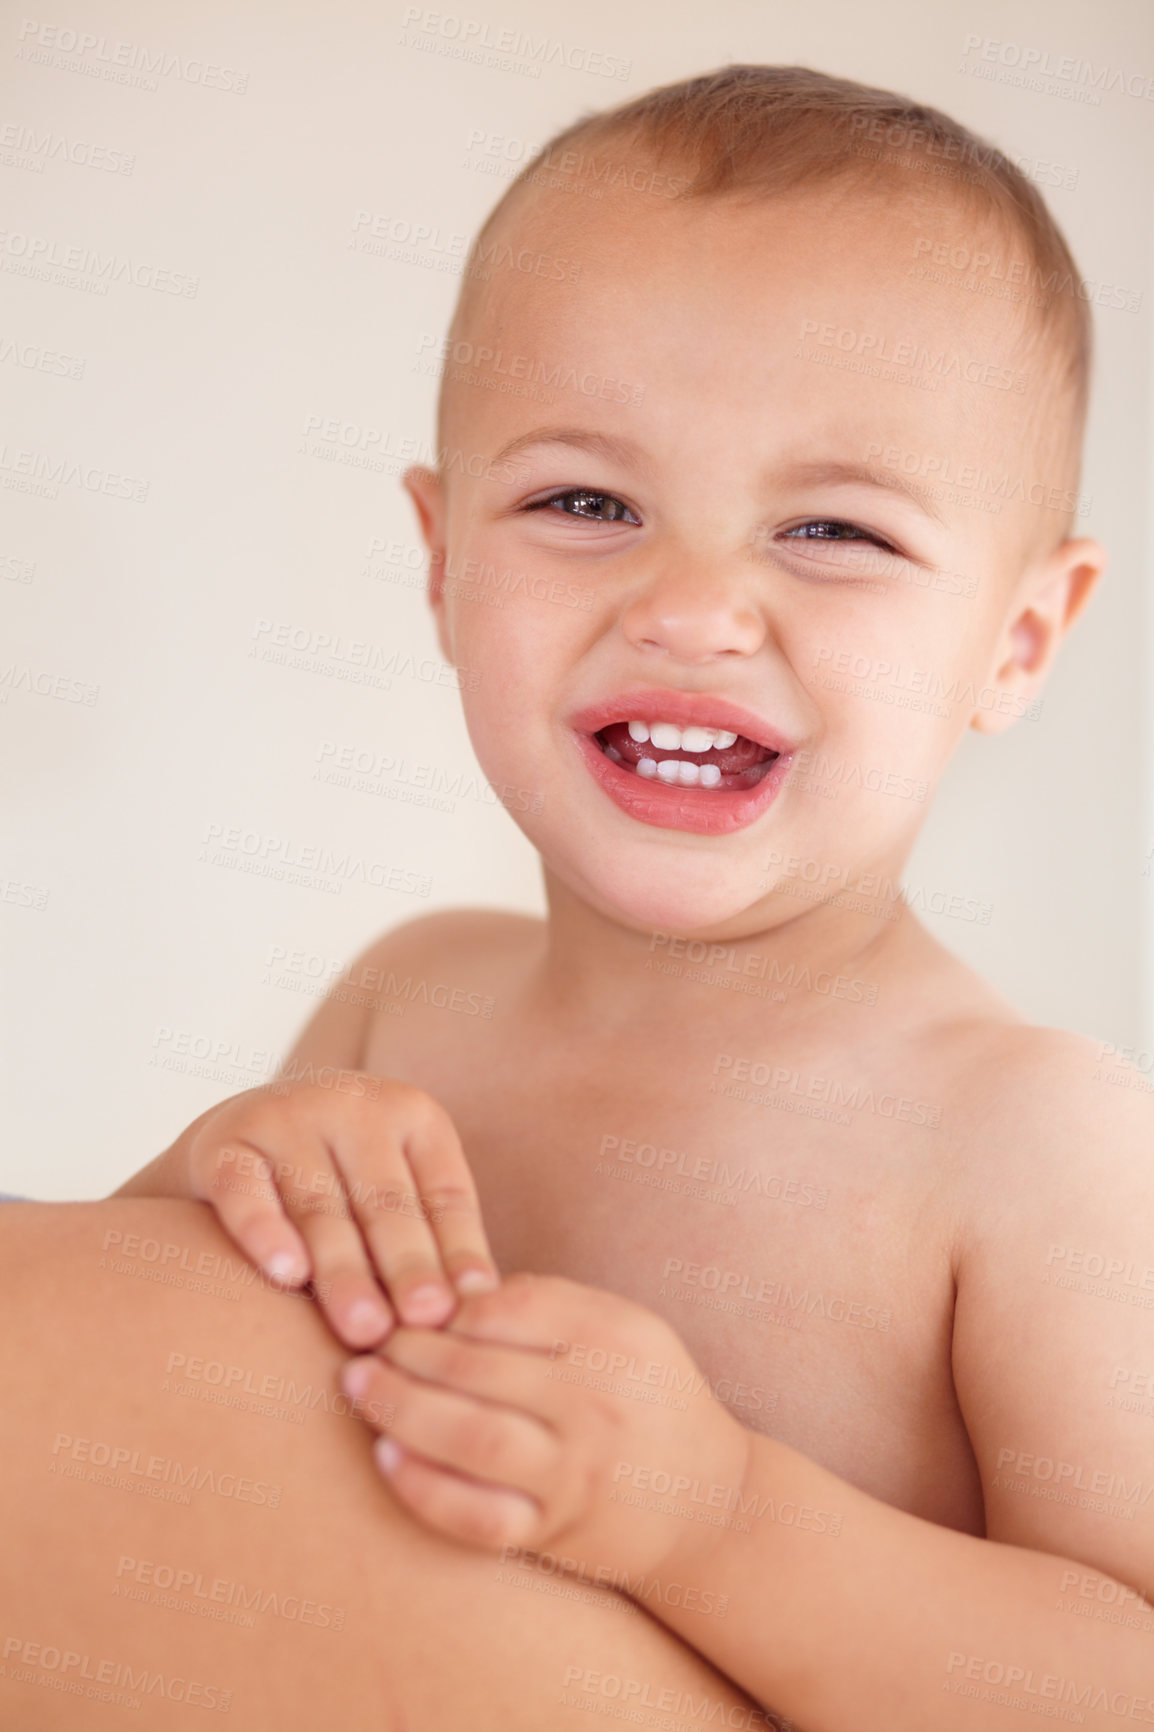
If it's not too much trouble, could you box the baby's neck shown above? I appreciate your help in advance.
[534,866,923,1038]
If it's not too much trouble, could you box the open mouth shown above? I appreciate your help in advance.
[594,719,781,792]
[569,689,793,835]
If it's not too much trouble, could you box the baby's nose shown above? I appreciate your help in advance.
[620,570,767,662]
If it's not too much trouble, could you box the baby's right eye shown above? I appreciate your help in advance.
[526,489,641,525]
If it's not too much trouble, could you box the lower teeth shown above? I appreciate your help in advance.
[635,757,723,789]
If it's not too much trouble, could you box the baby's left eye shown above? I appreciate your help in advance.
[528,489,640,524]
[781,520,895,551]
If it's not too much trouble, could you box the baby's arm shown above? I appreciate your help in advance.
[339,1032,1154,1731]
[649,1033,1154,1727]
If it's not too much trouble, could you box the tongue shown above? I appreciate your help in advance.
[598,721,775,776]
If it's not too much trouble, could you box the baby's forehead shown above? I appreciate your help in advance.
[462,171,1028,357]
[449,176,1034,455]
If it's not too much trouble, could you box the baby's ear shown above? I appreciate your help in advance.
[970,536,1106,736]
[401,465,453,658]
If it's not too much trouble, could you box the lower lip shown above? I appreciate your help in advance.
[572,731,792,836]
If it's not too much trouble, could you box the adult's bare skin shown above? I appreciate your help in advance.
[0,1201,761,1730]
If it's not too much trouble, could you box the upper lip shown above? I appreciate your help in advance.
[568,686,796,756]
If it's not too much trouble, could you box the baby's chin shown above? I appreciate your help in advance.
[557,846,773,941]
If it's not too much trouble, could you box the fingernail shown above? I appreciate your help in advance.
[265,1250,303,1284]
[402,1283,451,1322]
[375,1436,402,1475]
[456,1268,499,1295]
[346,1297,390,1338]
[341,1358,374,1400]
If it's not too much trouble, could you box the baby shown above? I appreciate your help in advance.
[120,66,1154,1729]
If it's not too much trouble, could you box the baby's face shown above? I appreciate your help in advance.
[409,175,1084,937]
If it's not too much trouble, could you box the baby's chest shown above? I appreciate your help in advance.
[459,1084,985,1535]
[367,1009,984,1534]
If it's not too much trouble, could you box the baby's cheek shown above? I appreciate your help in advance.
[458,610,570,753]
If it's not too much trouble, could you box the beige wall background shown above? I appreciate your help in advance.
[1,0,1151,1197]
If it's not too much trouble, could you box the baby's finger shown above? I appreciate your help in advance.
[397,1107,499,1298]
[451,1271,645,1357]
[340,1170,456,1329]
[197,1141,311,1287]
[332,1105,496,1328]
[340,1353,555,1499]
[372,1438,539,1551]
[380,1326,563,1427]
[263,1138,396,1349]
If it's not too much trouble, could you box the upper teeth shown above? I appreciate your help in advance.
[626,720,739,751]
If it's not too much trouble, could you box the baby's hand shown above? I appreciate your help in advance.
[341,1273,751,1579]
[169,1077,498,1347]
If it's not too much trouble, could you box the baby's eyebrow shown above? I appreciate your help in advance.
[775,458,949,527]
[491,426,652,474]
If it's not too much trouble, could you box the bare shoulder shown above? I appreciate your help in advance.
[354,905,544,976]
[877,927,1153,1252]
[281,907,544,1071]
[885,925,1150,1183]
[945,1018,1154,1207]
